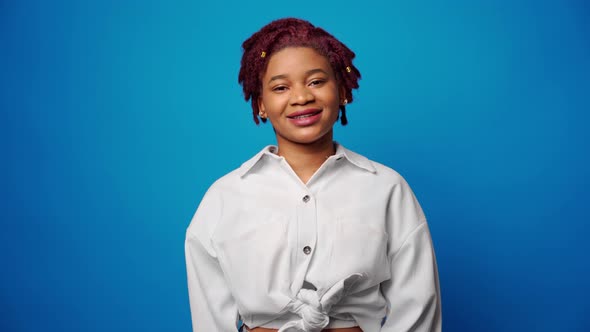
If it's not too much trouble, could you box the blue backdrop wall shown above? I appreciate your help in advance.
[2,1,589,331]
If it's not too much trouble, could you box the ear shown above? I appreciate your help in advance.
[257,96,267,117]
[339,85,347,104]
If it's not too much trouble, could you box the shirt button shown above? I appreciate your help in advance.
[303,246,312,255]
[302,195,310,203]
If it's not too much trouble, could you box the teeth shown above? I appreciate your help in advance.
[292,112,321,119]
[294,114,314,119]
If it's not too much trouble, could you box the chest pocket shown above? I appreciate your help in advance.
[214,213,293,315]
[327,216,390,285]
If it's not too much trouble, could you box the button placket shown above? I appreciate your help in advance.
[290,191,317,295]
[297,193,316,267]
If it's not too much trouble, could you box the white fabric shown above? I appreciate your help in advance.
[185,143,441,332]
[278,273,364,332]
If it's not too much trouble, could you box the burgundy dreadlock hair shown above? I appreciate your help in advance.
[238,18,361,125]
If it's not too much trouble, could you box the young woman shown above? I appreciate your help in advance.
[185,18,441,332]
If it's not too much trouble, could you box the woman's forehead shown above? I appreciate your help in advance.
[263,47,333,78]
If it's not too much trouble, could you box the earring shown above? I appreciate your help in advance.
[342,99,348,105]
[259,111,266,118]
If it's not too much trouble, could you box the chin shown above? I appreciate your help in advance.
[293,132,332,145]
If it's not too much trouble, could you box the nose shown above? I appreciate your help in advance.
[290,84,314,105]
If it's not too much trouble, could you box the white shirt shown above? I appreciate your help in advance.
[185,143,441,332]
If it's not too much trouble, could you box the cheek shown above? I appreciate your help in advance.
[322,89,341,108]
[259,95,272,113]
[262,95,287,113]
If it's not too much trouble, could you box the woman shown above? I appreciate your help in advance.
[185,18,441,332]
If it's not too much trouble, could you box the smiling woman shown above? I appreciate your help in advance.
[258,47,343,182]
[184,18,441,332]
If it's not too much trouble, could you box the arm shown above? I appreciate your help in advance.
[380,179,442,332]
[185,188,239,332]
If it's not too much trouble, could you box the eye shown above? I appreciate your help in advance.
[309,79,326,87]
[272,85,288,92]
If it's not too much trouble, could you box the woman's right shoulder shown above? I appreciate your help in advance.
[205,146,272,193]
[208,167,243,190]
[186,168,241,238]
[199,155,260,200]
[186,154,262,238]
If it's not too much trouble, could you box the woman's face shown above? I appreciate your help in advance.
[258,47,344,147]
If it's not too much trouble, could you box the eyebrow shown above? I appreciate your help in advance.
[267,68,329,84]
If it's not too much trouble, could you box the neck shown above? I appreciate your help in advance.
[275,132,336,184]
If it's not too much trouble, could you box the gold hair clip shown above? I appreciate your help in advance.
[261,51,266,58]
[346,66,351,73]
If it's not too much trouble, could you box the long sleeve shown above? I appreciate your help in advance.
[380,179,442,332]
[185,188,239,332]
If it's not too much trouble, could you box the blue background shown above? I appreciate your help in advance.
[2,0,589,331]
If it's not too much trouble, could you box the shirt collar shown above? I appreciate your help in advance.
[238,145,281,177]
[238,142,376,177]
[333,143,377,173]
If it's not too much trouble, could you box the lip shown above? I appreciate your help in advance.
[287,108,322,118]
[286,108,323,126]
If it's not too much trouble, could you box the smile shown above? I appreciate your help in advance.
[287,109,322,119]
[287,109,323,126]
[291,112,321,119]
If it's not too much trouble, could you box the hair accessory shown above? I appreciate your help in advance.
[346,66,351,73]
[343,99,348,105]
[261,51,266,58]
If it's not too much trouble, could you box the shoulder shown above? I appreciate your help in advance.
[340,144,407,185]
[186,149,263,235]
[202,144,274,194]
[206,167,243,193]
[340,145,422,214]
[372,159,405,183]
